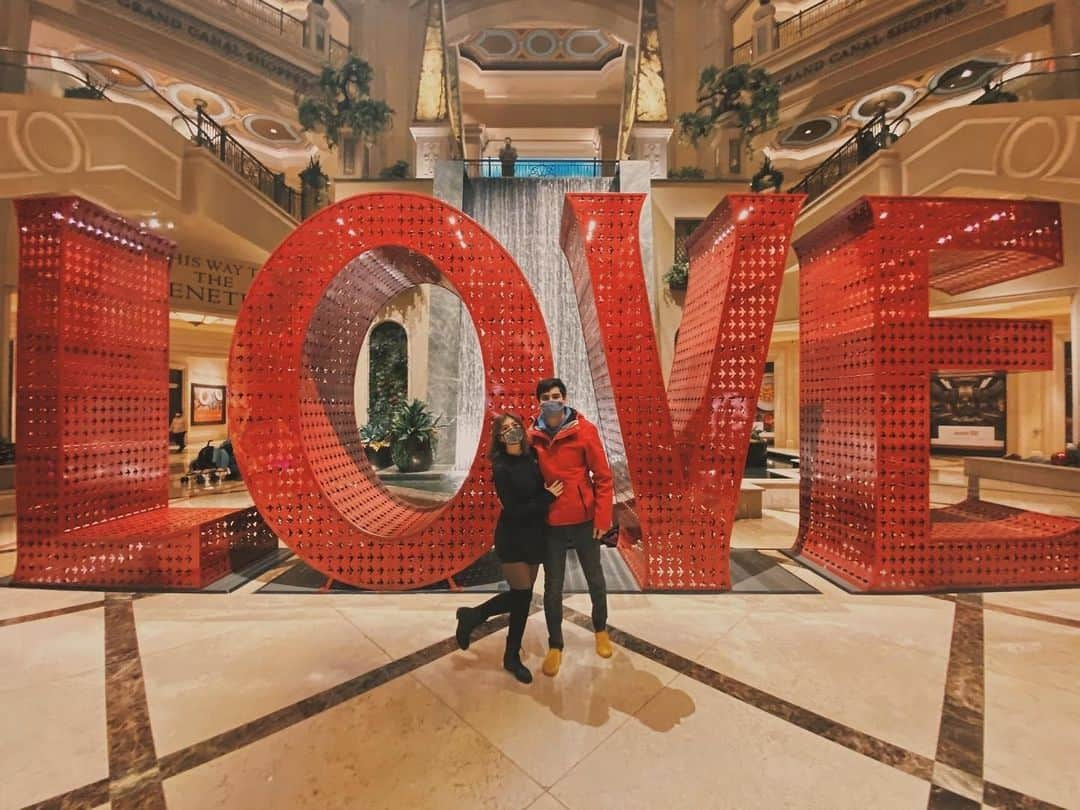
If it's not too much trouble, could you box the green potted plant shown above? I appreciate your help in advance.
[750,156,784,192]
[299,156,329,190]
[299,156,329,216]
[296,56,394,176]
[64,79,108,100]
[972,81,1019,105]
[359,420,394,469]
[390,399,442,473]
[378,160,410,179]
[664,258,689,291]
[667,166,706,180]
[677,64,780,152]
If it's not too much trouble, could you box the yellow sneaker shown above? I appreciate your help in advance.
[595,630,613,658]
[542,648,562,676]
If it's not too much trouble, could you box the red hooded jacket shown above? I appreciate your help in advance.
[527,408,613,529]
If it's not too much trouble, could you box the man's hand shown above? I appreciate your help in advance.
[593,525,610,541]
[545,480,564,498]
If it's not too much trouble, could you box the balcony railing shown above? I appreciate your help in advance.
[207,0,305,46]
[789,55,1080,205]
[203,0,350,66]
[464,159,619,178]
[329,37,351,68]
[776,0,869,50]
[731,40,753,66]
[788,111,887,203]
[1,49,312,220]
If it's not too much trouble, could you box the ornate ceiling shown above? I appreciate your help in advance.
[460,28,623,71]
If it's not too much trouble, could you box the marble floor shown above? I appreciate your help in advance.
[1,481,1079,809]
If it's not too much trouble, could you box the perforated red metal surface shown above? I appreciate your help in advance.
[14,196,275,588]
[561,193,804,590]
[794,196,1075,592]
[229,193,553,590]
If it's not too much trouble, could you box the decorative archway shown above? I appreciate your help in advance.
[229,193,553,589]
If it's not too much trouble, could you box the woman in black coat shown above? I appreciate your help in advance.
[455,412,563,683]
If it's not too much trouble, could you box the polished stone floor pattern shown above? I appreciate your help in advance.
[1,479,1079,809]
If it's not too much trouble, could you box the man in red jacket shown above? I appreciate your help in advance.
[527,377,614,676]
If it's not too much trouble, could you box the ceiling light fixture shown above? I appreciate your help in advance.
[960,68,973,78]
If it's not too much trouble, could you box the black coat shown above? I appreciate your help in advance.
[492,451,553,562]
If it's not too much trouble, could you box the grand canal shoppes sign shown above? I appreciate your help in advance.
[775,0,1005,88]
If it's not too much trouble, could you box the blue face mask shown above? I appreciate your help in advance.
[540,400,565,417]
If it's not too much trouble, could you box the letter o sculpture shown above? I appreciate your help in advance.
[229,193,554,589]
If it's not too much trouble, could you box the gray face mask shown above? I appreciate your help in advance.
[502,424,525,445]
[540,400,565,417]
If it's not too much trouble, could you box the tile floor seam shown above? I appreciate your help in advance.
[526,791,570,809]
[981,602,1080,630]
[400,670,549,796]
[0,599,106,628]
[516,669,667,794]
[562,605,939,782]
[329,604,413,663]
[104,593,166,810]
[396,601,631,793]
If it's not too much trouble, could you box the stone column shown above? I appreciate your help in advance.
[463,123,485,161]
[410,124,453,179]
[1072,290,1080,444]
[1052,0,1080,96]
[305,0,331,60]
[353,0,423,176]
[0,0,32,94]
[629,125,674,179]
[428,161,465,467]
[753,0,778,59]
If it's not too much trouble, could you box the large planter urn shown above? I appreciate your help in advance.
[393,438,434,473]
[364,445,394,470]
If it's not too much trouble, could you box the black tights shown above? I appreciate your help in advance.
[471,563,537,658]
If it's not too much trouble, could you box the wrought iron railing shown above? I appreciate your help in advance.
[0,48,308,220]
[206,0,306,47]
[197,0,350,65]
[464,158,618,178]
[776,0,869,49]
[731,39,753,66]
[192,108,312,218]
[788,111,887,203]
[329,38,351,68]
[789,55,1080,205]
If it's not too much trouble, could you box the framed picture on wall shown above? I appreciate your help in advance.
[191,383,227,426]
[930,372,1006,455]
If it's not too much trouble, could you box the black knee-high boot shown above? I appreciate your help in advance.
[503,588,533,684]
[456,590,513,650]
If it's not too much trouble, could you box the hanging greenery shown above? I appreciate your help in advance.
[677,64,780,151]
[296,56,394,151]
[664,259,690,290]
[369,322,407,413]
[750,156,784,192]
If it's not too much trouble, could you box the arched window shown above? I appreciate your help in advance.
[368,321,408,426]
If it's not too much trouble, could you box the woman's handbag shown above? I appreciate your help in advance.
[597,524,620,548]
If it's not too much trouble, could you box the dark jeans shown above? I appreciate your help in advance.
[169,431,186,451]
[543,520,607,649]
